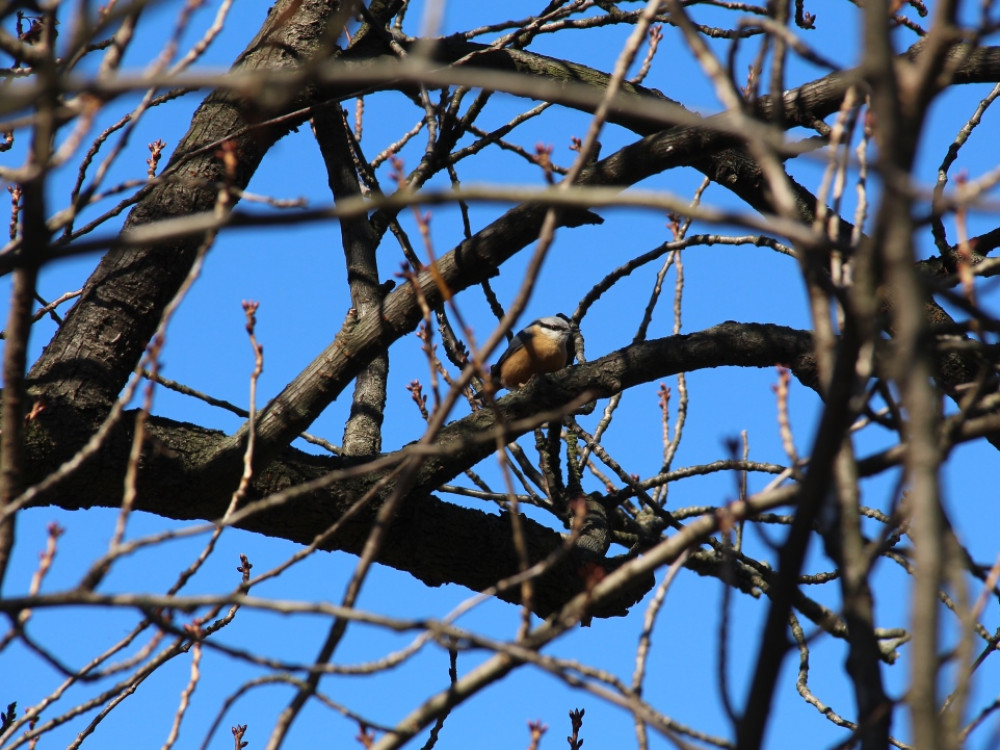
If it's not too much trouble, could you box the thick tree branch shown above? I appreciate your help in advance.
[23,31,1000,428]
[411,322,816,493]
[26,0,341,413]
[21,322,813,618]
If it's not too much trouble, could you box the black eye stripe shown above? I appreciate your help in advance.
[536,320,569,333]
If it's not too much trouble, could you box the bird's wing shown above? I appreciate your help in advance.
[491,328,532,377]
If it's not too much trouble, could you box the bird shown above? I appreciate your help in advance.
[490,313,574,390]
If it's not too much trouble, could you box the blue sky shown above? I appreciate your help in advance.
[3,1,1000,749]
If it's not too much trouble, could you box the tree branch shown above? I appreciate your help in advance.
[26,0,341,413]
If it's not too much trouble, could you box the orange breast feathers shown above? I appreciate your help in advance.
[490,315,574,390]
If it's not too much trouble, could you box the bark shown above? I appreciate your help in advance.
[27,0,341,413]
[20,323,813,618]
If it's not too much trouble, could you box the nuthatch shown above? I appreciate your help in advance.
[490,313,574,390]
